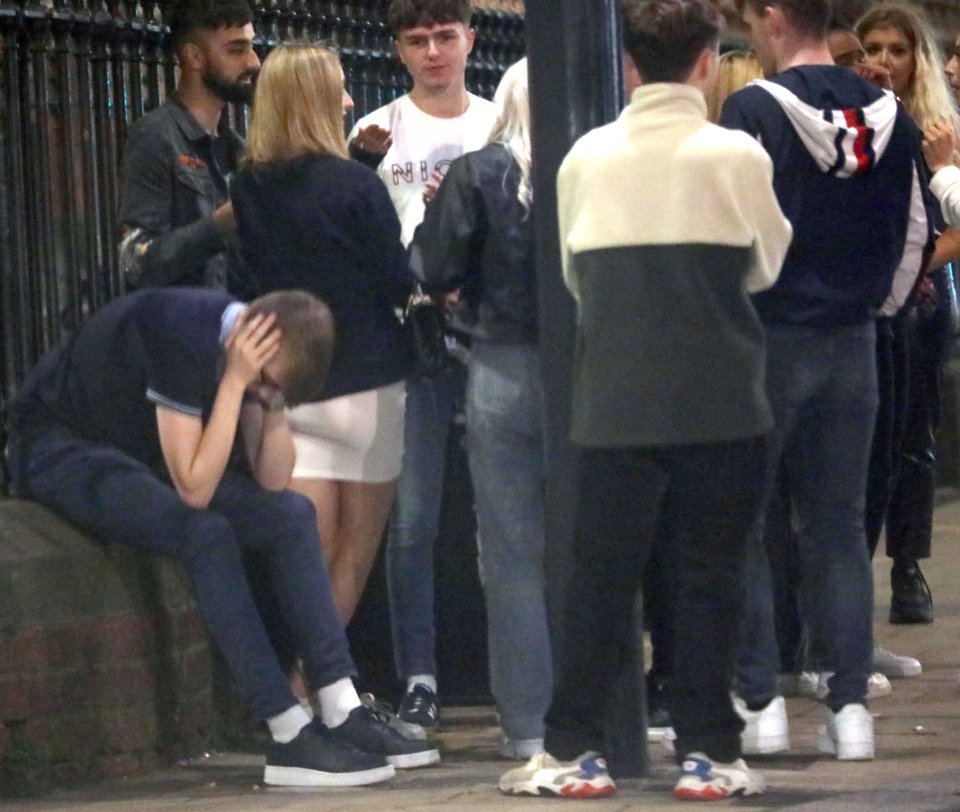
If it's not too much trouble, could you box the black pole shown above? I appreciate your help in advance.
[527,0,648,779]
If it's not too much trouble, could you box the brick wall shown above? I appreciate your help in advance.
[0,500,220,793]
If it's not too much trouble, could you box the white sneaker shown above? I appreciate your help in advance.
[732,695,790,755]
[674,752,766,800]
[499,751,616,798]
[817,703,874,760]
[872,646,922,678]
[661,726,676,755]
[797,671,891,700]
[499,737,544,760]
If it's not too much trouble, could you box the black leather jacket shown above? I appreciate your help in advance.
[409,143,537,344]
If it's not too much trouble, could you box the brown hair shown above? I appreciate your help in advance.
[735,0,831,39]
[621,0,722,84]
[245,290,336,405]
[387,0,472,35]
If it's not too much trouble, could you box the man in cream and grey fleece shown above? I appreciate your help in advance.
[499,0,791,802]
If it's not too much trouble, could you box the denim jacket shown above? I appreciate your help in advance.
[119,99,248,292]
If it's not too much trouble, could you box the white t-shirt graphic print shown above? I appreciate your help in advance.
[350,93,497,246]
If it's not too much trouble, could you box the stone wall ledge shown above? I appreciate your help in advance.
[0,498,217,795]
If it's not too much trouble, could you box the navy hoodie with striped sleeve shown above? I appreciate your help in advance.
[721,65,918,328]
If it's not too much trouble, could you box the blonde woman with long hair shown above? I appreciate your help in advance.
[408,58,551,759]
[707,50,762,124]
[855,3,959,640]
[229,46,430,728]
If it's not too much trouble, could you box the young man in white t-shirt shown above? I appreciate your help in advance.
[348,0,497,738]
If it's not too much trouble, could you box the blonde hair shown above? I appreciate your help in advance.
[245,43,348,164]
[707,50,763,124]
[856,2,960,162]
[487,58,532,213]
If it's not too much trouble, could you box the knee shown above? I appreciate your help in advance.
[261,489,318,533]
[178,510,237,563]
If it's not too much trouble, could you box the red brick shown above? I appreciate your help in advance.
[176,698,214,736]
[96,752,143,778]
[173,609,209,643]
[0,678,30,721]
[101,707,157,753]
[178,647,213,691]
[2,630,46,671]
[90,664,157,707]
[42,628,82,670]
[45,711,103,763]
[86,617,157,661]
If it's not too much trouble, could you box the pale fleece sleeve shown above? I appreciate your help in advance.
[556,151,580,302]
[929,164,960,231]
[743,147,792,293]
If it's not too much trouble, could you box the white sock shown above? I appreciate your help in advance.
[407,674,437,694]
[317,677,361,728]
[266,704,312,744]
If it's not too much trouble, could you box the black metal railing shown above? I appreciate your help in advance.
[0,0,525,487]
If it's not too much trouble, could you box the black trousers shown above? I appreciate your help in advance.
[544,437,766,765]
[884,293,952,560]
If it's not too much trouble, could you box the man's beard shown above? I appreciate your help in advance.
[203,70,256,105]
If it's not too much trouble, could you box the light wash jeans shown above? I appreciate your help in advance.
[737,323,877,712]
[466,340,552,741]
[386,363,467,681]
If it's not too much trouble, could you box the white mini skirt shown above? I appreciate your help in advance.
[287,380,406,483]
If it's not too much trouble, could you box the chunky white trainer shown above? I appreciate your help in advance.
[817,703,874,760]
[872,646,922,678]
[499,751,616,798]
[798,671,891,700]
[674,752,766,800]
[733,695,790,755]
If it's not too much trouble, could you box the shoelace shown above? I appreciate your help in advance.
[359,693,399,726]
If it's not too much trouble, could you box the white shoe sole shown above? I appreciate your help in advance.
[263,763,395,787]
[388,747,440,769]
[816,727,875,760]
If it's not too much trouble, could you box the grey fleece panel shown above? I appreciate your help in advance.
[570,243,773,447]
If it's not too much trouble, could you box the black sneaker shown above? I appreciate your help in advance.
[398,683,440,732]
[264,720,395,787]
[331,704,441,769]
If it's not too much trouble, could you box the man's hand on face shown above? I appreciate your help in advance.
[922,120,957,174]
[353,123,393,155]
[224,312,282,392]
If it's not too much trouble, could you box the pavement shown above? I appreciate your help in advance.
[7,494,960,811]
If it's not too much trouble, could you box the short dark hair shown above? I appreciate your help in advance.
[166,0,254,53]
[621,0,722,83]
[244,290,336,406]
[387,0,472,36]
[736,0,832,39]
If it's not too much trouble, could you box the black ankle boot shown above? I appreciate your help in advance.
[890,556,933,624]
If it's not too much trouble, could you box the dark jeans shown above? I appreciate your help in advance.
[8,422,356,720]
[737,324,876,712]
[544,437,766,765]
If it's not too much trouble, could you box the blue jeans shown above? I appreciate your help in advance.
[385,363,466,681]
[737,323,877,712]
[466,341,552,741]
[8,422,356,720]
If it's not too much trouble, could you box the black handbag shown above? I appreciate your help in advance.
[404,288,450,377]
